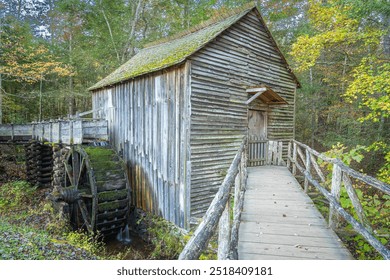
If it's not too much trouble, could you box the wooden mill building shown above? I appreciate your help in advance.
[89,5,300,229]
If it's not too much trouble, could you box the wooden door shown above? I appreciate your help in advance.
[248,110,267,166]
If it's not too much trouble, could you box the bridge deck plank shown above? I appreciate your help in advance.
[238,166,353,260]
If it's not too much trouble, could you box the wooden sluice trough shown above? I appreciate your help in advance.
[0,119,109,144]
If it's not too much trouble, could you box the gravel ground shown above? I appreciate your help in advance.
[0,221,98,260]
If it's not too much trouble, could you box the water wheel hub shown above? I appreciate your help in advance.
[53,145,131,236]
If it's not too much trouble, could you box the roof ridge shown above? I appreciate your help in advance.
[144,2,256,49]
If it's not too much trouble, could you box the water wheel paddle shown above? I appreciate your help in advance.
[56,145,131,236]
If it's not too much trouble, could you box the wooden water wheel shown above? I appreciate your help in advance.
[56,145,131,236]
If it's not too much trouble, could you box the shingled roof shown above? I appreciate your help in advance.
[89,5,299,91]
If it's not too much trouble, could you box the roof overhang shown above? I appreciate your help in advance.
[245,86,288,105]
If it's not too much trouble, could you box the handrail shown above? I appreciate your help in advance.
[287,140,390,260]
[178,137,247,260]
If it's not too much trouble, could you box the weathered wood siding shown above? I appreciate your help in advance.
[92,64,191,228]
[189,10,297,217]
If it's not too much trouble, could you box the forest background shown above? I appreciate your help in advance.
[0,0,389,182]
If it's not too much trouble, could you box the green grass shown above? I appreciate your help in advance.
[0,181,37,212]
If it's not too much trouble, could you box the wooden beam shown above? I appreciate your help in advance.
[245,88,267,105]
[246,87,267,93]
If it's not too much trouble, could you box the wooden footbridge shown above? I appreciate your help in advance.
[0,122,389,259]
[179,138,390,260]
[239,166,352,260]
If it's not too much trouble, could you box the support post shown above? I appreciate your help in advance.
[329,163,342,229]
[292,142,297,175]
[287,141,292,169]
[304,149,311,192]
[218,193,231,260]
[277,141,283,165]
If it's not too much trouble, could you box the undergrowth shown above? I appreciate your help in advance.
[0,181,103,259]
[138,213,187,259]
[307,143,390,260]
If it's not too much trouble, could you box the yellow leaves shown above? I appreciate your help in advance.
[290,35,322,72]
[308,0,358,32]
[1,43,74,83]
[290,0,382,73]
[345,57,390,122]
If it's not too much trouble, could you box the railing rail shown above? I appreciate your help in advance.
[179,137,247,260]
[287,140,390,260]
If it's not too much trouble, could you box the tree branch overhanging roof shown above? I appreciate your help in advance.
[89,5,300,91]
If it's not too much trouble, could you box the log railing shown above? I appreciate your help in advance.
[179,137,247,260]
[287,140,390,260]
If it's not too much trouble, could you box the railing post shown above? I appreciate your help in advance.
[292,142,297,175]
[277,141,283,165]
[287,141,291,169]
[229,148,247,259]
[11,124,14,141]
[218,197,231,260]
[329,163,342,229]
[304,149,311,192]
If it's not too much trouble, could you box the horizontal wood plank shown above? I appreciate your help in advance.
[238,166,353,260]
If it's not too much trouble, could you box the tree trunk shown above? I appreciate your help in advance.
[39,76,43,122]
[68,31,75,116]
[122,0,143,61]
[310,67,315,148]
[0,73,2,124]
[100,1,120,63]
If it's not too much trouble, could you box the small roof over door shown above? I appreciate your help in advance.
[245,85,288,105]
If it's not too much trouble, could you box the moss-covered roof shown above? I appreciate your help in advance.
[90,4,301,91]
[89,7,253,91]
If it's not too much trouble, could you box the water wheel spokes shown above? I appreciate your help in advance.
[77,199,93,232]
[58,146,131,236]
[64,147,96,233]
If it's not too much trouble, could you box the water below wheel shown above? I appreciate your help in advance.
[59,145,131,236]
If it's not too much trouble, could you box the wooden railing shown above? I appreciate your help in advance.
[247,137,286,166]
[179,137,247,260]
[287,140,390,260]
